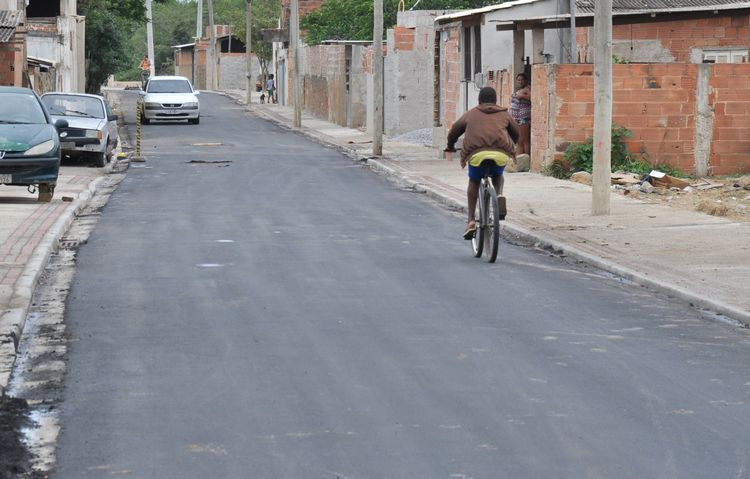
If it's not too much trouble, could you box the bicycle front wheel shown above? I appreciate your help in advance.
[484,184,500,263]
[471,185,485,258]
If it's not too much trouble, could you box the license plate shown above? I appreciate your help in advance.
[166,109,180,115]
[0,174,11,183]
[61,142,75,149]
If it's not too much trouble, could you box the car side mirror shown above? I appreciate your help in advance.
[193,91,200,95]
[109,114,119,121]
[54,118,68,129]
[138,90,146,96]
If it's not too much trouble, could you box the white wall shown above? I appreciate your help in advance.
[27,14,85,92]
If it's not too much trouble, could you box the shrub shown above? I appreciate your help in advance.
[545,125,687,180]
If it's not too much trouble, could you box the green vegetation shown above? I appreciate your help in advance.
[116,0,279,83]
[301,0,504,45]
[78,0,167,92]
[543,125,685,179]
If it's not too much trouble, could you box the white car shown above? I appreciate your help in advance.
[140,76,200,124]
[41,92,119,168]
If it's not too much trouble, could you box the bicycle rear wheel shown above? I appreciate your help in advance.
[471,185,485,258]
[483,183,500,263]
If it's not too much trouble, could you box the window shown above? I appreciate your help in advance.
[463,25,483,81]
[147,79,193,93]
[702,49,748,64]
[26,0,60,18]
[42,94,104,119]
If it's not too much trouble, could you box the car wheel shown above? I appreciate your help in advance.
[141,111,150,125]
[190,117,200,125]
[93,151,107,168]
[38,184,54,202]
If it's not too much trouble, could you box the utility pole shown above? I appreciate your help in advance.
[246,0,253,104]
[207,0,217,90]
[196,0,203,39]
[569,0,576,63]
[145,0,155,76]
[290,0,301,127]
[592,0,612,215]
[372,0,383,155]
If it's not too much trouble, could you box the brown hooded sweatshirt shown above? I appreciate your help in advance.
[445,103,520,163]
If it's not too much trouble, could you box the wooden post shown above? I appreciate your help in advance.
[251,0,254,105]
[373,0,383,155]
[592,0,612,215]
[207,0,217,90]
[290,0,301,127]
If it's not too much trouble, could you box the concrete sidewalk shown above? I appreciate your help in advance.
[226,89,750,325]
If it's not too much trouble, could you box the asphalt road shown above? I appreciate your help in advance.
[53,92,750,478]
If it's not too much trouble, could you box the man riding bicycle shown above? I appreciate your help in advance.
[139,54,151,89]
[444,86,519,240]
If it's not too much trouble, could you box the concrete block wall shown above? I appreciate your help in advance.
[219,53,260,90]
[532,62,750,176]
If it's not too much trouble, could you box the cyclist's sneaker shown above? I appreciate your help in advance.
[463,221,477,240]
[498,196,507,220]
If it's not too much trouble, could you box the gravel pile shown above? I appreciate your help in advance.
[392,128,433,146]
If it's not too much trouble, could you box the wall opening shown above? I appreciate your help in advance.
[27,0,60,18]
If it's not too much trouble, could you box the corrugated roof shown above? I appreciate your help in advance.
[438,0,750,23]
[436,0,544,23]
[576,0,749,14]
[0,10,21,43]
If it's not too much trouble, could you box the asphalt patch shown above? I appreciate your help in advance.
[0,396,36,477]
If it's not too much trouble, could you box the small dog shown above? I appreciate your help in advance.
[260,93,266,104]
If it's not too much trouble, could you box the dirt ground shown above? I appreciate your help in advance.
[616,175,750,222]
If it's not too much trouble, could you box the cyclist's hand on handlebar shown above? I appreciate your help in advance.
[444,150,453,161]
[460,158,467,169]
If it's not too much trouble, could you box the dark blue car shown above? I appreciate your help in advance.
[0,87,68,202]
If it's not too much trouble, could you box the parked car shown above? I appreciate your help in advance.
[0,87,67,202]
[41,93,119,168]
[140,76,200,125]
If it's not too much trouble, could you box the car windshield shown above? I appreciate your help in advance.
[42,94,104,119]
[0,93,47,124]
[147,80,192,94]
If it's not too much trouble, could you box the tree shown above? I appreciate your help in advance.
[212,0,280,80]
[78,0,168,92]
[301,0,503,44]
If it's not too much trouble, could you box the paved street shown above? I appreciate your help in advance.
[51,92,750,478]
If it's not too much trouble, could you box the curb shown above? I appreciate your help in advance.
[223,90,750,327]
[0,165,116,396]
[368,158,750,327]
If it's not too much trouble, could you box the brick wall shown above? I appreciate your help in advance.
[299,44,347,125]
[612,15,750,63]
[394,26,415,52]
[0,31,26,87]
[534,63,750,176]
[708,64,750,174]
[440,27,460,129]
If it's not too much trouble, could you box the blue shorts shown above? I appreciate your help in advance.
[468,162,505,182]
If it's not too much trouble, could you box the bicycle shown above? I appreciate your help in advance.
[470,159,503,263]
